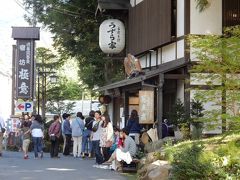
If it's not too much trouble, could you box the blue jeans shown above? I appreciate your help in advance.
[82,130,92,154]
[92,140,103,164]
[32,137,43,158]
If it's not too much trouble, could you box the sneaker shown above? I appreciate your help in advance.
[24,155,29,159]
[88,153,91,158]
[102,161,111,165]
[40,152,43,158]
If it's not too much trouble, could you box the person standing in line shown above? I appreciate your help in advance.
[21,121,31,159]
[100,115,113,162]
[82,110,95,158]
[61,113,67,153]
[91,110,104,165]
[63,114,72,156]
[48,115,61,158]
[71,112,84,158]
[126,109,142,145]
[30,115,44,159]
[0,115,5,157]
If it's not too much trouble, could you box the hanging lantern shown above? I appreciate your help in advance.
[98,95,112,104]
[99,19,125,54]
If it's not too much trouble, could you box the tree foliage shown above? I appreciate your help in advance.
[36,47,81,114]
[23,0,124,90]
[189,26,240,132]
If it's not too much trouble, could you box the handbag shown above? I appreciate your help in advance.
[49,122,58,141]
[92,121,100,132]
[50,135,56,141]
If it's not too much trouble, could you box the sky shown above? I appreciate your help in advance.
[0,0,53,119]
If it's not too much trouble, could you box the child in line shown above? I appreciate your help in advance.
[22,121,31,159]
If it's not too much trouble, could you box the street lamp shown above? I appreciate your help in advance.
[49,74,58,84]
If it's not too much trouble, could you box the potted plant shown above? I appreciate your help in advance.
[190,99,204,139]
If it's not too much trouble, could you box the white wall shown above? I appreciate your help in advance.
[177,80,185,102]
[162,43,176,63]
[139,55,147,69]
[190,0,222,35]
[177,0,185,37]
[190,73,222,86]
[177,40,185,59]
[190,90,222,134]
[150,51,157,67]
[157,48,162,65]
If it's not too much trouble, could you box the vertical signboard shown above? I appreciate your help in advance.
[139,90,154,124]
[16,40,33,99]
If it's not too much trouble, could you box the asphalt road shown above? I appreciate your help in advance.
[0,151,127,180]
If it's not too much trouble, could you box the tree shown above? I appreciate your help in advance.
[36,47,81,116]
[168,99,187,129]
[189,26,240,132]
[23,0,124,90]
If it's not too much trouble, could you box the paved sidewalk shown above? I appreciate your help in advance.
[0,151,127,180]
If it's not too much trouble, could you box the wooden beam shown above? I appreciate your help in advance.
[164,74,187,79]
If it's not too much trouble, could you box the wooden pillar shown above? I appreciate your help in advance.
[123,91,129,127]
[157,73,164,139]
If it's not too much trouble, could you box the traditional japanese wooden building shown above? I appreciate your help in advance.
[97,0,240,137]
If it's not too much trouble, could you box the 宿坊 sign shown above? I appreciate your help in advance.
[99,19,125,54]
[15,101,33,113]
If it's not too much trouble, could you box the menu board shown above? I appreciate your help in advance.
[139,90,154,124]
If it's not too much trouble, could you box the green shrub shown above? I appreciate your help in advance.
[170,143,216,180]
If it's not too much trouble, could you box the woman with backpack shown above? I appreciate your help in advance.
[71,112,85,158]
[81,110,95,158]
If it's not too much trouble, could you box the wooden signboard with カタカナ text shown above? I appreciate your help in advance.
[139,90,154,124]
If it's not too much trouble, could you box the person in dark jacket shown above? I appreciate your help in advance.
[48,115,61,158]
[126,109,142,145]
[63,114,72,156]
[81,110,95,158]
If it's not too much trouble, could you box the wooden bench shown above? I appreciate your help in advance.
[121,159,140,173]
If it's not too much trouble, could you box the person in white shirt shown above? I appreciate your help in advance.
[0,116,5,157]
[30,115,44,159]
[99,115,113,162]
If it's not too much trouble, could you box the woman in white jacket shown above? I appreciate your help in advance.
[100,115,113,162]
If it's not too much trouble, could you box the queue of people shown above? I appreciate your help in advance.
[0,109,141,172]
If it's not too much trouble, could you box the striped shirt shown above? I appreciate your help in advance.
[122,136,137,157]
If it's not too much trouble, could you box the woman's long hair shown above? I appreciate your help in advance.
[34,114,43,124]
[77,112,84,119]
[129,109,139,123]
[101,115,110,128]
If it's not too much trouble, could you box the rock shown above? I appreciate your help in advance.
[145,160,172,180]
[148,166,169,180]
[162,136,176,143]
[144,140,164,153]
[174,130,183,141]
[145,152,157,163]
